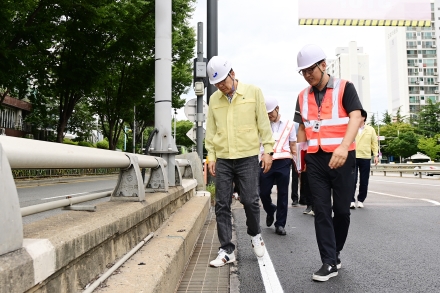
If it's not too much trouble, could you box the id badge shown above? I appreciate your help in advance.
[312,120,321,132]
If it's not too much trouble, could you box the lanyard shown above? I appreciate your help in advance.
[317,92,326,121]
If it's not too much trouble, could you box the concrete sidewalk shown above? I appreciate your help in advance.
[176,199,242,293]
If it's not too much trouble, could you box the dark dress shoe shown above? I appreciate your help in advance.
[266,213,275,227]
[266,207,277,227]
[275,226,286,235]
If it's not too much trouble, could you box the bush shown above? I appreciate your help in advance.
[63,138,77,145]
[206,183,216,206]
[78,141,94,147]
[96,140,109,149]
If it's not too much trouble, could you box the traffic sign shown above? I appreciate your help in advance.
[186,126,205,143]
[378,136,385,141]
[184,98,208,122]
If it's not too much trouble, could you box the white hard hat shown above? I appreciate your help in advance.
[297,44,327,71]
[265,97,278,113]
[207,56,232,84]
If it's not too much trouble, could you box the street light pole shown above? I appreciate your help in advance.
[133,105,136,153]
[124,125,127,151]
[368,111,381,162]
[377,114,381,159]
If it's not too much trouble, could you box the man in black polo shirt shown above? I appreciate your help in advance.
[294,44,364,282]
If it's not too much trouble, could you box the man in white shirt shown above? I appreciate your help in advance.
[260,97,297,235]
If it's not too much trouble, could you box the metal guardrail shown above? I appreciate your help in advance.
[370,163,440,178]
[0,136,194,257]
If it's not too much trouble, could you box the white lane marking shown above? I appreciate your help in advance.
[257,246,284,293]
[23,239,56,284]
[41,192,87,200]
[369,190,440,206]
[370,179,440,187]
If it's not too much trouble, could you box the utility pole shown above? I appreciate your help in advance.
[173,108,177,143]
[150,0,177,186]
[195,23,206,161]
[206,0,218,105]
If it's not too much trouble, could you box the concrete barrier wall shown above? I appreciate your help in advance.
[0,179,199,293]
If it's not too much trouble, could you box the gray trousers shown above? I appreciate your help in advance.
[215,156,261,254]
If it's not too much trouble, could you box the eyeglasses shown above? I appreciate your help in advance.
[298,63,318,76]
[215,75,229,86]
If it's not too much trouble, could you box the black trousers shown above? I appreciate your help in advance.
[215,156,261,254]
[353,158,371,203]
[291,161,299,202]
[305,149,355,265]
[260,159,292,228]
[300,171,313,206]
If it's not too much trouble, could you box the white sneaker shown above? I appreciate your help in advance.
[357,202,364,208]
[350,202,356,209]
[209,249,235,267]
[251,234,265,257]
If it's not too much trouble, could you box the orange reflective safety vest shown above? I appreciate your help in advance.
[298,78,355,153]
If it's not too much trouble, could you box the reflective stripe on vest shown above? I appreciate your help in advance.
[272,120,293,160]
[299,78,356,153]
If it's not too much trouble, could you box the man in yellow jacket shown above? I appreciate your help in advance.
[205,56,274,267]
[351,109,379,209]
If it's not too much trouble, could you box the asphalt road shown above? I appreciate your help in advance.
[16,173,440,292]
[16,176,117,224]
[233,174,440,293]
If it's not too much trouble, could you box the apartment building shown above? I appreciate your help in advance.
[385,0,440,119]
[326,41,371,113]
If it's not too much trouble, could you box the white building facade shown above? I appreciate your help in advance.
[385,0,440,119]
[326,41,371,113]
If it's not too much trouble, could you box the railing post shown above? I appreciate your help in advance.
[111,154,146,201]
[0,143,23,256]
[145,157,169,193]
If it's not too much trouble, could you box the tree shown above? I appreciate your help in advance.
[0,0,47,103]
[368,113,377,127]
[382,111,392,125]
[395,106,406,123]
[66,102,96,142]
[415,100,440,138]
[90,0,195,150]
[175,120,195,148]
[2,0,196,147]
[418,134,440,161]
[386,131,420,160]
[377,122,416,157]
[25,94,59,139]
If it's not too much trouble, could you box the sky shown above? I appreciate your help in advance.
[178,0,390,122]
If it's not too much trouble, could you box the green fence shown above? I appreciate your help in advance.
[12,168,119,179]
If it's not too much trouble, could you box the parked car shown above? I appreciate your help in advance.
[413,165,440,176]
